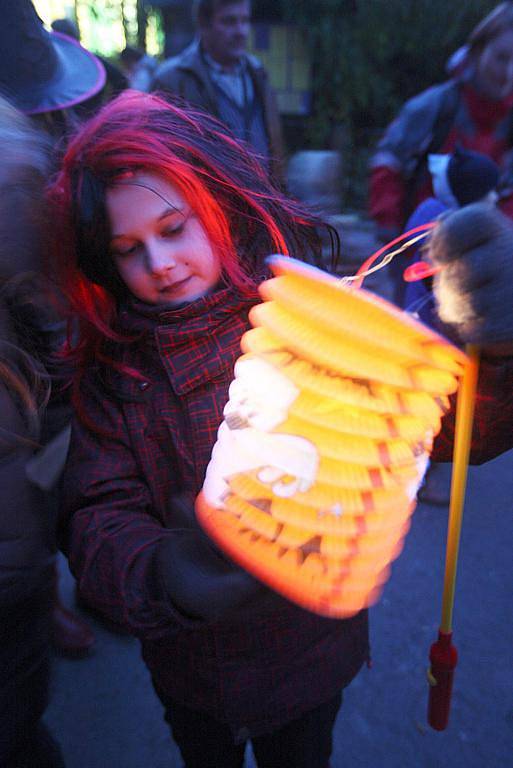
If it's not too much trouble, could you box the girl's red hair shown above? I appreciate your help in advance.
[48,91,333,412]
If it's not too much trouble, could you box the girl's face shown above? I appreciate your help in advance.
[106,172,221,306]
[475,29,513,100]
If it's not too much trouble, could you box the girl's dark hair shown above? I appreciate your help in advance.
[48,90,334,386]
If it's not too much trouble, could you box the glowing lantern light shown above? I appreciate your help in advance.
[195,256,467,618]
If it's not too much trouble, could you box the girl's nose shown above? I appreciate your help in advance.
[145,242,176,275]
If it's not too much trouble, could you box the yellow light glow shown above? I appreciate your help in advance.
[33,0,74,26]
[33,0,164,58]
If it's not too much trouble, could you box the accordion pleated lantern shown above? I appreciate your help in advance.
[196,257,467,618]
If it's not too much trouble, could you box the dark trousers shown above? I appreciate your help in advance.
[162,692,342,768]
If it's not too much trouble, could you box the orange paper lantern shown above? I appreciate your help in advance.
[196,257,467,618]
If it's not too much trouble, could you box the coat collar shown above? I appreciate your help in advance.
[116,285,260,396]
[174,39,264,78]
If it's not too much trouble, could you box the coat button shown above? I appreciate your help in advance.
[138,381,150,391]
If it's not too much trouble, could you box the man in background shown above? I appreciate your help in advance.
[151,0,284,181]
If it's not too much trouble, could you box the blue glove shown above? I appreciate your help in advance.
[428,202,513,351]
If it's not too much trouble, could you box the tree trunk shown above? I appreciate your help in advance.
[137,0,147,50]
[121,0,130,43]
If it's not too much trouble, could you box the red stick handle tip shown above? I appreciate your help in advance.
[427,630,458,731]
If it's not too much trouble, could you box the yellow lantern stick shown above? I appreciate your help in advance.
[427,344,480,731]
[353,228,482,732]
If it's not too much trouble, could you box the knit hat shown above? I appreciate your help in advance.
[0,0,105,115]
[428,147,499,209]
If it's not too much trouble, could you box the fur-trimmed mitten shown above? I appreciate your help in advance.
[428,202,513,351]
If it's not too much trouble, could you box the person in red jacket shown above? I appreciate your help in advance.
[49,90,365,768]
[369,2,513,249]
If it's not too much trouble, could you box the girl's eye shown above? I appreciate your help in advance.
[162,223,185,238]
[112,243,139,258]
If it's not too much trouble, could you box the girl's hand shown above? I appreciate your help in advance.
[156,496,265,622]
[428,202,513,354]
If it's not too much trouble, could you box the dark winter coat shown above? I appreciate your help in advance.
[0,300,55,763]
[60,286,369,741]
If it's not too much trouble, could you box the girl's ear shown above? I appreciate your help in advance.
[72,169,123,296]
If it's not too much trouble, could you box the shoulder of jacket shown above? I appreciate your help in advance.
[154,41,203,79]
[403,80,460,116]
[246,52,264,71]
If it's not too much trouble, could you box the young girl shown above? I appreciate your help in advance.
[51,91,369,768]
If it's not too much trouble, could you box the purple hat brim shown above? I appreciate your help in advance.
[20,32,106,115]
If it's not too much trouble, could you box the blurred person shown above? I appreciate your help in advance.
[369,3,513,258]
[151,0,284,182]
[0,0,106,144]
[0,0,101,656]
[119,44,158,92]
[0,96,65,768]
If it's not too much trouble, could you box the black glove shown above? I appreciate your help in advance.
[428,202,513,350]
[155,495,265,623]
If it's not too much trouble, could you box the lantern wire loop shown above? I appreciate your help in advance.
[341,222,437,288]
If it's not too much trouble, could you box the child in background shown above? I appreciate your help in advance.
[50,91,369,768]
[402,146,499,506]
[403,146,499,328]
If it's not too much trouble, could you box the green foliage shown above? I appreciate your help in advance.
[278,0,495,206]
[280,0,494,141]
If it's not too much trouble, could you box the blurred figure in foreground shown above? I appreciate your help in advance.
[151,0,284,182]
[0,0,106,144]
[0,96,65,768]
[0,0,103,656]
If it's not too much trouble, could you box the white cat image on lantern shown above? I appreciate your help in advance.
[203,356,320,507]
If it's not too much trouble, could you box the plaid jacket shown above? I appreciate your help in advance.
[60,286,369,739]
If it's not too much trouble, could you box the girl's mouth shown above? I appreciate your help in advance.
[159,276,191,294]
